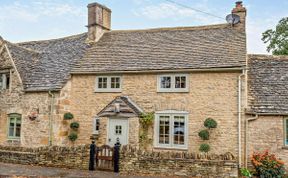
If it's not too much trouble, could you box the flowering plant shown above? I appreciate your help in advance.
[28,110,38,121]
[251,150,285,178]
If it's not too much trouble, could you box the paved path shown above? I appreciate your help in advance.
[0,163,166,178]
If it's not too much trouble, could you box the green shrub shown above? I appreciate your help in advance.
[199,143,210,152]
[70,122,80,130]
[139,112,154,128]
[204,118,217,129]
[251,150,285,178]
[64,112,74,120]
[68,132,78,142]
[198,129,209,140]
[240,168,252,178]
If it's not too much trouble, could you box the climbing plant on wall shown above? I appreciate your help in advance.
[139,112,154,150]
[198,118,217,153]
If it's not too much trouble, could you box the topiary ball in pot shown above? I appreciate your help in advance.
[64,112,74,120]
[198,129,209,140]
[199,143,210,153]
[68,132,78,142]
[204,118,217,129]
[70,122,80,130]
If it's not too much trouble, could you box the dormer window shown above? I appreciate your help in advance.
[0,73,10,90]
[157,74,188,92]
[95,76,122,92]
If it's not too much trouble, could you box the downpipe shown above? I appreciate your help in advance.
[238,70,245,168]
[48,91,55,146]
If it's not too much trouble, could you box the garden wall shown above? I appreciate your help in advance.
[120,146,238,177]
[0,145,89,169]
[0,144,239,177]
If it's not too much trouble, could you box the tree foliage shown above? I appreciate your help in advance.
[262,17,288,55]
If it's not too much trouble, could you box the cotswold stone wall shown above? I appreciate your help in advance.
[0,145,89,169]
[247,115,288,167]
[120,146,238,177]
[70,72,242,155]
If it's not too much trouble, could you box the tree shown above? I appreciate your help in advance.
[262,17,288,55]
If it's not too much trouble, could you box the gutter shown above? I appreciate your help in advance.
[238,70,245,168]
[245,114,258,168]
[245,111,288,116]
[70,67,245,75]
[48,91,55,146]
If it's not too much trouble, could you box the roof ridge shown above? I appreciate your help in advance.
[108,23,230,33]
[5,41,40,54]
[16,32,87,45]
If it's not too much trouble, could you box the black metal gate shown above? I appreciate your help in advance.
[89,139,120,173]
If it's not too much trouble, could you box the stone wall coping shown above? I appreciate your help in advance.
[0,150,37,155]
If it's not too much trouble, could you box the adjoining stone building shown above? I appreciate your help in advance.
[0,1,288,169]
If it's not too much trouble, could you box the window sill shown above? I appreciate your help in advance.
[94,90,122,93]
[281,146,288,150]
[7,138,20,140]
[157,91,189,93]
[153,146,188,151]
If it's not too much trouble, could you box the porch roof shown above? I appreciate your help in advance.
[97,96,143,118]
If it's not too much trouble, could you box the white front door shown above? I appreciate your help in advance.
[107,118,128,146]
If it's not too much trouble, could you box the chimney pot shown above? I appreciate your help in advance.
[231,1,246,31]
[236,1,243,7]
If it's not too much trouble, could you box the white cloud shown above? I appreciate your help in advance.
[132,2,224,24]
[0,2,38,22]
[0,1,85,23]
[134,3,196,20]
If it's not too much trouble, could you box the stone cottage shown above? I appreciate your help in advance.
[0,1,287,169]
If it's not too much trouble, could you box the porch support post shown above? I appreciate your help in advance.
[89,141,96,171]
[114,138,121,173]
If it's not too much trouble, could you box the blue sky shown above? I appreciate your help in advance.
[0,0,287,54]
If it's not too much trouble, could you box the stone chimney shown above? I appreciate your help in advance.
[87,2,111,42]
[232,1,246,30]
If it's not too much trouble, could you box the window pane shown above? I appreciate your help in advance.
[160,76,171,88]
[98,78,103,88]
[9,118,15,137]
[111,77,120,89]
[16,123,21,137]
[0,74,3,88]
[98,77,107,88]
[175,76,186,88]
[115,125,122,135]
[286,120,288,145]
[159,116,170,144]
[95,119,100,131]
[173,116,185,145]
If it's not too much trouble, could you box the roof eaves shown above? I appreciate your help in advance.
[70,66,245,74]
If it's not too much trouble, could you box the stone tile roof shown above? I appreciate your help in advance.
[5,33,89,91]
[248,54,288,115]
[72,24,246,73]
[97,96,143,118]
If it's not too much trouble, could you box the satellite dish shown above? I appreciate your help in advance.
[226,14,240,25]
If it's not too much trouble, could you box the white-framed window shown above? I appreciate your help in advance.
[95,76,122,92]
[0,73,10,90]
[7,113,21,140]
[157,74,189,92]
[154,110,188,149]
[93,117,100,134]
